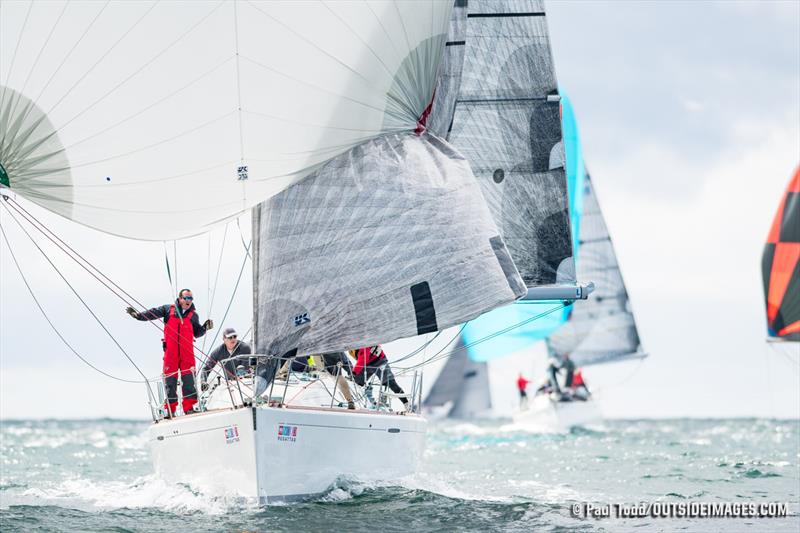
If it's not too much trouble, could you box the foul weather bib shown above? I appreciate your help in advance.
[163,305,195,377]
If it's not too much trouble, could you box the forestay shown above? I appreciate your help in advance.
[0,0,452,240]
[547,174,645,366]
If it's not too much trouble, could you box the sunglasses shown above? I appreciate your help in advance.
[225,335,237,340]
[181,296,193,301]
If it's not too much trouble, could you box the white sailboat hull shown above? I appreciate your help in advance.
[512,394,601,432]
[148,405,426,503]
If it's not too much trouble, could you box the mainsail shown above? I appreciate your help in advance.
[457,93,587,363]
[546,173,645,365]
[0,1,454,239]
[762,167,800,341]
[447,0,576,290]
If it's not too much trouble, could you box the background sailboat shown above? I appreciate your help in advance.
[762,166,800,342]
[425,97,646,419]
[424,92,590,419]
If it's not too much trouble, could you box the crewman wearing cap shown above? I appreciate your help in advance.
[200,327,252,388]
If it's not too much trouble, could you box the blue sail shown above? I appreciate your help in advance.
[463,93,586,362]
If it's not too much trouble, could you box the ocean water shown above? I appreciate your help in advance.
[0,418,797,532]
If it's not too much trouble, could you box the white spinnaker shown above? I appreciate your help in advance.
[0,0,451,240]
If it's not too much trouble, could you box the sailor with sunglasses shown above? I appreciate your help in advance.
[126,289,213,416]
[199,327,252,390]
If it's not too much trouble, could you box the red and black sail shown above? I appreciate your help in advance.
[762,167,800,341]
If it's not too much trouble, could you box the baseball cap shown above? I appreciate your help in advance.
[222,327,237,339]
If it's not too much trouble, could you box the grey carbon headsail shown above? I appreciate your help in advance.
[423,336,493,419]
[446,0,575,288]
[547,174,646,366]
[252,133,526,364]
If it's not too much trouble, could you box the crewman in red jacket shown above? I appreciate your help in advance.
[127,289,212,416]
[350,346,408,410]
[517,373,531,408]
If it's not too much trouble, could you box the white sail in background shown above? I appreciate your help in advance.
[547,174,644,366]
[0,1,452,240]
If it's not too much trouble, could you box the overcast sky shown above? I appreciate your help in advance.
[1,1,798,420]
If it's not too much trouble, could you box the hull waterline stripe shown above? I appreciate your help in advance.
[278,421,425,434]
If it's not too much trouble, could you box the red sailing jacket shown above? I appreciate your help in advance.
[517,376,530,391]
[353,346,386,375]
[572,371,585,388]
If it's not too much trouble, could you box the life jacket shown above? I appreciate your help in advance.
[572,370,585,388]
[352,346,385,375]
[517,376,529,391]
[163,305,195,372]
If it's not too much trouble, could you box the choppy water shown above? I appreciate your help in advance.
[1,418,798,532]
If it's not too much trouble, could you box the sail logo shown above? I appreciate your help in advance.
[277,424,298,442]
[224,425,240,444]
[293,313,310,327]
[237,165,248,180]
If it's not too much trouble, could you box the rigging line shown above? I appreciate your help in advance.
[1,201,155,391]
[173,240,178,292]
[206,222,229,332]
[11,1,110,135]
[245,0,390,98]
[3,0,69,131]
[6,197,150,312]
[50,1,225,133]
[321,2,397,81]
[0,221,153,384]
[44,1,159,119]
[236,217,251,259]
[242,107,394,134]
[0,0,33,113]
[392,324,465,371]
[198,238,250,372]
[387,329,444,365]
[60,56,236,153]
[65,110,237,169]
[395,304,568,372]
[236,54,399,119]
[205,232,212,349]
[3,197,215,363]
[28,162,237,192]
[201,232,220,353]
[233,0,244,163]
[364,1,403,67]
[590,358,645,395]
[163,241,174,296]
